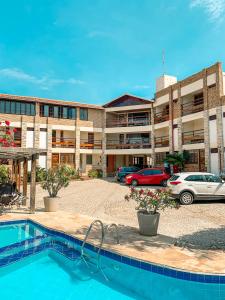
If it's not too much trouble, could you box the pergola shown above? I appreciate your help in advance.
[0,148,44,213]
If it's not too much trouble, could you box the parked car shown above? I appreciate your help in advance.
[125,168,170,187]
[115,166,140,182]
[167,172,225,205]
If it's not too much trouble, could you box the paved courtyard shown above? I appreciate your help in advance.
[34,178,225,249]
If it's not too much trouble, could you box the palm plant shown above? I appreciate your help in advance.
[164,151,189,171]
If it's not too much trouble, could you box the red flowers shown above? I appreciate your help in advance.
[5,120,10,126]
[0,120,16,147]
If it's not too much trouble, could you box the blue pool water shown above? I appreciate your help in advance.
[0,220,224,300]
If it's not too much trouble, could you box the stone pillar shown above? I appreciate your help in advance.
[216,63,224,172]
[169,87,174,154]
[101,110,107,177]
[150,105,155,166]
[177,84,183,153]
[75,107,80,171]
[203,69,211,172]
[47,124,52,169]
[21,120,27,148]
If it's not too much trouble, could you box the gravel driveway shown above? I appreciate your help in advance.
[35,178,225,249]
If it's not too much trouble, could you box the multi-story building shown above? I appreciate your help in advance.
[0,62,225,176]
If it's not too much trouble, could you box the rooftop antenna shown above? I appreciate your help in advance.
[162,49,165,75]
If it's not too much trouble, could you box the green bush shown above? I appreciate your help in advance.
[0,165,10,183]
[69,167,81,180]
[28,167,47,182]
[88,169,103,178]
[41,165,74,198]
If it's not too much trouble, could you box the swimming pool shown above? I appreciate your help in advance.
[0,220,224,300]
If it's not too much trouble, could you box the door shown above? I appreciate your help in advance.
[52,154,59,168]
[204,174,225,198]
[139,169,153,185]
[184,174,207,195]
[107,155,115,174]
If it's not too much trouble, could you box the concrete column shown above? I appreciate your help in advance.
[75,107,80,171]
[150,106,155,166]
[21,119,27,148]
[203,69,211,172]
[101,110,107,177]
[169,87,174,153]
[47,124,52,169]
[177,84,183,153]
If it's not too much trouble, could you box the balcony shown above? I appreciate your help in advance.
[154,111,169,124]
[14,137,21,147]
[52,138,75,148]
[182,129,204,145]
[155,136,169,148]
[182,97,204,116]
[106,116,150,128]
[107,139,151,149]
[80,139,102,149]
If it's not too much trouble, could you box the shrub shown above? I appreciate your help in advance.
[41,165,74,198]
[0,165,10,183]
[28,167,47,182]
[88,169,103,178]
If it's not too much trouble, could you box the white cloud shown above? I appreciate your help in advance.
[0,68,85,90]
[190,0,225,23]
[133,84,150,90]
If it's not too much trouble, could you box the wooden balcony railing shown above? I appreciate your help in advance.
[107,139,151,149]
[80,139,102,149]
[182,129,204,145]
[52,138,75,148]
[154,111,169,124]
[182,99,204,116]
[106,117,150,128]
[154,136,169,148]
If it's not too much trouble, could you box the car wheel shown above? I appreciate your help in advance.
[180,191,194,205]
[131,179,138,186]
[160,180,167,187]
[120,176,125,183]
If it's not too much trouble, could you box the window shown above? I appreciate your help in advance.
[30,104,35,116]
[205,175,222,183]
[68,107,76,119]
[53,106,59,118]
[86,154,92,165]
[20,103,26,115]
[5,101,10,114]
[185,175,205,182]
[142,170,153,175]
[11,102,16,114]
[0,100,35,116]
[151,169,163,175]
[194,93,204,106]
[80,108,88,120]
[186,151,198,164]
[26,103,31,115]
[43,105,49,117]
[16,102,21,114]
[63,107,68,119]
[170,175,180,181]
[0,100,5,113]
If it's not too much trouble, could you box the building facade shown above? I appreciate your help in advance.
[0,62,225,176]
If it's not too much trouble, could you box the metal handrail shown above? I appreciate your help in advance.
[106,223,120,244]
[80,219,105,267]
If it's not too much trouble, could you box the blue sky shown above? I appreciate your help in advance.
[0,0,225,105]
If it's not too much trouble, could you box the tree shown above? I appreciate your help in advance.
[164,151,190,171]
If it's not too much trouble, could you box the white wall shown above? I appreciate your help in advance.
[210,153,219,175]
[39,131,47,149]
[39,155,47,169]
[181,79,203,97]
[26,130,34,148]
[173,128,178,149]
[209,119,217,147]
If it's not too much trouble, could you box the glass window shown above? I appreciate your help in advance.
[185,175,205,182]
[142,170,152,175]
[16,102,21,114]
[151,169,163,175]
[49,106,54,117]
[26,103,31,115]
[86,154,92,165]
[68,107,76,119]
[5,101,10,114]
[0,100,5,113]
[63,107,68,119]
[20,103,26,115]
[43,105,49,117]
[11,101,16,114]
[30,104,35,116]
[205,175,222,183]
[53,106,59,118]
[80,108,88,120]
[170,175,180,181]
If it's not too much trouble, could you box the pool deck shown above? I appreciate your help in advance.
[1,210,225,275]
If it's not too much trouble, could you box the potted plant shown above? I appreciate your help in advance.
[125,188,179,236]
[41,165,73,212]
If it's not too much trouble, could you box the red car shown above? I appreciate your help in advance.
[125,168,170,187]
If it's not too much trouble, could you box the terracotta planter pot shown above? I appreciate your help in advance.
[44,196,58,212]
[137,211,160,236]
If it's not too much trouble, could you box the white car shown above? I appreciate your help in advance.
[167,172,225,205]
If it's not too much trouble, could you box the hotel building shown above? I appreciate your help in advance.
[0,62,225,176]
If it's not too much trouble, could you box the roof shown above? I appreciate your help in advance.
[0,93,103,110]
[0,148,44,160]
[103,94,153,108]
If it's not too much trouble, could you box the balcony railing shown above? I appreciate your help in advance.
[106,117,150,128]
[182,129,204,145]
[52,138,75,148]
[14,137,21,147]
[154,136,169,148]
[154,111,169,124]
[107,139,151,149]
[182,99,204,116]
[80,139,102,149]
